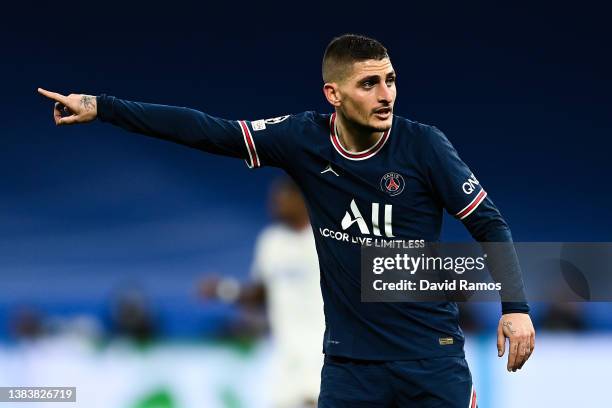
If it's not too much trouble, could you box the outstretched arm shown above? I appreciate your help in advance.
[38,89,295,169]
[38,89,247,159]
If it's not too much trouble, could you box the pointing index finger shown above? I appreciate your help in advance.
[37,88,67,104]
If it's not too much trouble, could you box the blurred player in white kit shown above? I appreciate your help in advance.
[200,178,324,408]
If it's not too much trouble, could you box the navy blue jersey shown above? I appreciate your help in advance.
[97,95,528,360]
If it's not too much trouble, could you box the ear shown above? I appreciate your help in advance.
[323,83,342,107]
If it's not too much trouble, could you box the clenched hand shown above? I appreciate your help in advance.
[37,88,97,125]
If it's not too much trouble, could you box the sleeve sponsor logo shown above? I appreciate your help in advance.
[462,174,480,195]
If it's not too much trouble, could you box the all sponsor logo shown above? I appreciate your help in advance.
[341,199,394,237]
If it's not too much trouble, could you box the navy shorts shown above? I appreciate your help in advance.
[318,355,477,408]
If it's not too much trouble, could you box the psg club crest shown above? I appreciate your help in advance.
[380,172,405,196]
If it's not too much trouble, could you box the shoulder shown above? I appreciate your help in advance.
[256,224,292,246]
[289,111,330,130]
[392,115,446,144]
[249,111,328,135]
[256,111,326,125]
[392,115,455,156]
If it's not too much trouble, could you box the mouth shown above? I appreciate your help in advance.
[374,107,392,120]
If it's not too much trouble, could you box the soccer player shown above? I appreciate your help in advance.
[38,34,535,407]
[199,178,324,408]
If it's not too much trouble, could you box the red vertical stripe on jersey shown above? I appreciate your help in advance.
[239,121,260,168]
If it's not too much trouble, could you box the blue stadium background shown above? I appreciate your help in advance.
[1,2,611,339]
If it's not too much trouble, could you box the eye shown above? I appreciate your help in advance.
[362,81,374,88]
[386,77,396,86]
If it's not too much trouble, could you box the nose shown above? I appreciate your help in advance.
[377,82,393,104]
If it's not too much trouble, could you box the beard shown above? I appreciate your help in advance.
[369,119,392,132]
[340,104,393,133]
[354,113,393,133]
[341,101,393,133]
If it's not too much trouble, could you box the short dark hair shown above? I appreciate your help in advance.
[322,34,389,83]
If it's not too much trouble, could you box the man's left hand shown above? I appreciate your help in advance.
[497,313,535,372]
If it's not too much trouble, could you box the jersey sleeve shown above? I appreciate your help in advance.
[424,126,530,313]
[237,115,296,169]
[424,126,488,220]
[96,94,295,169]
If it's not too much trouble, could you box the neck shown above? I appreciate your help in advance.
[287,217,310,231]
[335,111,384,152]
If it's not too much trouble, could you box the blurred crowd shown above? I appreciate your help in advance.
[5,179,612,345]
[9,300,611,344]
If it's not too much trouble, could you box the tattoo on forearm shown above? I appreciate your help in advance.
[503,321,517,334]
[80,95,95,111]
